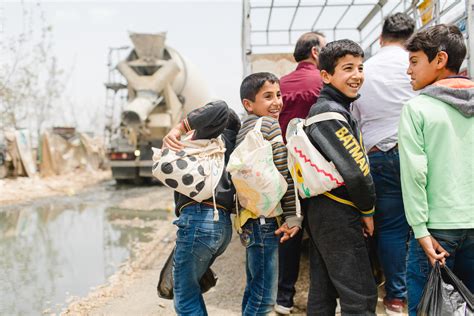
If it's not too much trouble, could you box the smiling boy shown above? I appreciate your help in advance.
[236,72,302,315]
[303,39,377,315]
[398,24,474,315]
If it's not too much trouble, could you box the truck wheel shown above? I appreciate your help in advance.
[115,178,130,185]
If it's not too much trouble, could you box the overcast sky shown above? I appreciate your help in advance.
[2,0,244,134]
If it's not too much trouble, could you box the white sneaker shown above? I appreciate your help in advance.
[274,304,293,315]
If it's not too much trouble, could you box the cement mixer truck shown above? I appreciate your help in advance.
[106,32,212,184]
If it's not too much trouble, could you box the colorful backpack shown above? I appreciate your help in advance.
[227,117,288,218]
[286,112,347,198]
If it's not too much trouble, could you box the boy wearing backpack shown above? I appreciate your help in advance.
[235,72,302,315]
[160,100,241,316]
[303,40,377,315]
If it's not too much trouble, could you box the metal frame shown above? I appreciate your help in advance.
[242,0,471,76]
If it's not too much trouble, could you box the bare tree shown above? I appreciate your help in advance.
[0,2,64,143]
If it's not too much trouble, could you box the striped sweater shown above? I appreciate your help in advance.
[236,114,302,228]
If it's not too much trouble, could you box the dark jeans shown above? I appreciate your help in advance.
[369,149,409,300]
[276,199,308,308]
[173,204,232,316]
[306,195,377,316]
[406,229,474,316]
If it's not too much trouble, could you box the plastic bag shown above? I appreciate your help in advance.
[157,247,218,299]
[417,261,474,316]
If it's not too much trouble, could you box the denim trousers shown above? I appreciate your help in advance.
[306,195,377,316]
[240,217,279,316]
[173,204,232,316]
[406,229,474,316]
[277,199,308,308]
[369,149,410,300]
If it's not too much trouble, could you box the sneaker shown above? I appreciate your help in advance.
[274,304,293,315]
[383,297,405,315]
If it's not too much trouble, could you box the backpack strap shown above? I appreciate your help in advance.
[304,112,348,126]
[253,117,264,131]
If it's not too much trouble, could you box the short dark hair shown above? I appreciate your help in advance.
[319,39,364,75]
[240,72,279,102]
[293,31,325,62]
[381,13,415,42]
[405,24,466,73]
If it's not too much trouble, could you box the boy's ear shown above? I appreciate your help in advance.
[435,51,449,70]
[311,46,319,60]
[242,99,253,113]
[320,70,332,84]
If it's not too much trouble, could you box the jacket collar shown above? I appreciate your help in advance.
[296,61,318,71]
[319,84,359,110]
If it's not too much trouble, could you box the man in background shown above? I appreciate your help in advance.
[352,12,416,314]
[275,31,325,315]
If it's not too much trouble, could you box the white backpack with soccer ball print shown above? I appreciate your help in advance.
[152,136,226,220]
[286,112,346,199]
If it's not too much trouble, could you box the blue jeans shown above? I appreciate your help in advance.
[369,149,410,300]
[406,229,474,316]
[240,218,279,316]
[173,204,232,316]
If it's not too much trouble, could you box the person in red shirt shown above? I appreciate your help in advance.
[278,31,326,142]
[275,31,326,315]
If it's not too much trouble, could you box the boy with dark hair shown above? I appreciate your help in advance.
[304,39,377,315]
[276,30,326,315]
[351,12,416,313]
[161,100,241,316]
[237,72,302,315]
[399,24,473,316]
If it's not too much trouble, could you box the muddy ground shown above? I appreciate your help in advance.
[61,185,399,316]
[0,170,111,206]
[2,172,401,315]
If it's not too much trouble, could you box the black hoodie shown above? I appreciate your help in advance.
[304,84,375,214]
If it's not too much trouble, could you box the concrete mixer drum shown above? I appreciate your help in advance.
[106,32,212,183]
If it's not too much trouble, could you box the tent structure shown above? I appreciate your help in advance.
[242,0,472,76]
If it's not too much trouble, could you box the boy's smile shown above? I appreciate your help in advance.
[321,54,364,98]
[243,81,283,119]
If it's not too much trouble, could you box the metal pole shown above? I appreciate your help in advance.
[468,0,474,77]
[241,0,252,77]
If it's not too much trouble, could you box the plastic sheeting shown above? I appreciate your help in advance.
[39,129,107,177]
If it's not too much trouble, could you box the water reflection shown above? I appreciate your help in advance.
[0,185,168,315]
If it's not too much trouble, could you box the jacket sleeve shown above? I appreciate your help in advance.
[398,103,430,239]
[262,117,302,228]
[307,115,375,214]
[185,100,230,139]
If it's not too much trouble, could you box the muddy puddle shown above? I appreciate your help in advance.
[0,182,172,315]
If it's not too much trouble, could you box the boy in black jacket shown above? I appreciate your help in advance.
[304,40,377,315]
[161,100,240,316]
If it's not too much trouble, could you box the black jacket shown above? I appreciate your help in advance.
[304,84,375,214]
[174,100,240,215]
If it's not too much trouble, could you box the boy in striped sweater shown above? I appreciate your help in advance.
[237,72,302,315]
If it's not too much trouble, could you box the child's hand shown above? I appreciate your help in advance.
[361,216,374,237]
[275,223,300,243]
[162,126,184,151]
[418,235,449,266]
